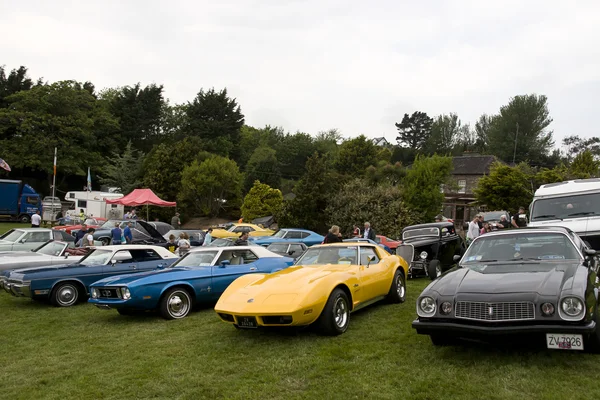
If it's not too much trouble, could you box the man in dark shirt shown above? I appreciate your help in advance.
[235,232,249,246]
[123,222,133,244]
[75,224,88,247]
[512,207,528,228]
[111,222,123,245]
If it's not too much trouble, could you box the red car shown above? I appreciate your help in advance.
[53,217,107,235]
[375,235,402,250]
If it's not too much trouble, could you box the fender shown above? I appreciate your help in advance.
[50,278,87,295]
[159,281,197,299]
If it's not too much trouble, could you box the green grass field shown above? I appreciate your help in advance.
[2,223,600,399]
[0,222,27,235]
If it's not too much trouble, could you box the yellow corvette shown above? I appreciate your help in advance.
[210,223,275,239]
[214,242,409,335]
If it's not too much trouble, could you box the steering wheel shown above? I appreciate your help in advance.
[338,257,354,263]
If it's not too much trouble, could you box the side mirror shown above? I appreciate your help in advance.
[157,263,166,269]
[288,250,294,256]
[366,254,376,267]
[20,239,27,244]
[453,255,461,262]
[220,260,231,268]
[110,259,117,266]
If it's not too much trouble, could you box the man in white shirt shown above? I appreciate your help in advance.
[31,210,42,228]
[466,215,481,245]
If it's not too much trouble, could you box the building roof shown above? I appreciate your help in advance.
[452,155,497,175]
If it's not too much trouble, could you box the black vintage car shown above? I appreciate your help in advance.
[412,227,600,352]
[397,222,466,280]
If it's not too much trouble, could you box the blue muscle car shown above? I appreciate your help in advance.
[249,228,324,247]
[88,246,294,319]
[0,245,178,307]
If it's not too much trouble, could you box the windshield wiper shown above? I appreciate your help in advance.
[477,259,498,263]
[567,212,596,217]
[532,214,561,220]
[507,257,540,262]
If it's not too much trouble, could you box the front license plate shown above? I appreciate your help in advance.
[237,316,258,329]
[546,334,584,350]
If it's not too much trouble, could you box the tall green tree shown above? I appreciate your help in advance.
[98,141,144,193]
[241,181,283,221]
[185,88,244,158]
[403,155,453,221]
[244,146,281,190]
[179,156,243,217]
[313,129,341,159]
[334,134,378,176]
[562,135,600,162]
[569,150,600,178]
[474,162,533,213]
[274,132,316,179]
[485,94,554,164]
[395,111,433,151]
[424,113,463,155]
[0,65,36,108]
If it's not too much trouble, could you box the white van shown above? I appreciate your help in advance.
[529,178,600,249]
[64,191,125,219]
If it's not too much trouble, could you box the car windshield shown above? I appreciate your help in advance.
[208,238,233,247]
[84,218,98,225]
[171,251,218,267]
[482,211,506,221]
[0,229,24,242]
[36,241,67,257]
[79,249,113,265]
[462,232,581,265]
[272,230,287,238]
[100,220,120,229]
[296,246,359,265]
[226,225,240,232]
[531,193,600,221]
[402,228,439,240]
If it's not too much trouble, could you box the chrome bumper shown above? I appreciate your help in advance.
[94,304,112,310]
[4,282,31,298]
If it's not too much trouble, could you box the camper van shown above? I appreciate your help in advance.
[64,191,125,220]
[529,178,600,249]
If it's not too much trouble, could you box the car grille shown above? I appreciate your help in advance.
[455,301,535,322]
[98,288,120,299]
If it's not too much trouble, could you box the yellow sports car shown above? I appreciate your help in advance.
[210,223,275,239]
[214,242,409,335]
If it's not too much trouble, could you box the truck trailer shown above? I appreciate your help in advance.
[0,179,43,223]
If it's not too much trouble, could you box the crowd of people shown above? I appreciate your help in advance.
[323,222,377,244]
[466,207,529,245]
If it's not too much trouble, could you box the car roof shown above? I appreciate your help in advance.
[278,228,314,233]
[188,245,278,257]
[313,242,378,248]
[95,244,173,251]
[9,228,53,232]
[403,222,453,231]
[482,226,573,235]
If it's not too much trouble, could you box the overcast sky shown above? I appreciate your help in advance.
[2,0,599,148]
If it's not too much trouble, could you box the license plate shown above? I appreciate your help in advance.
[237,316,258,329]
[546,334,584,350]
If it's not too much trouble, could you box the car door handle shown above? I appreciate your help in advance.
[249,267,257,271]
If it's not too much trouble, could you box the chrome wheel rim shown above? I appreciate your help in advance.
[57,284,78,306]
[168,291,190,318]
[396,275,405,298]
[333,297,348,329]
[100,238,110,246]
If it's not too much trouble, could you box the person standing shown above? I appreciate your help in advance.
[512,207,528,228]
[480,222,492,235]
[323,226,343,243]
[363,222,376,241]
[75,224,88,247]
[178,232,191,256]
[130,209,138,219]
[167,234,178,253]
[203,228,213,246]
[171,213,181,229]
[466,215,481,245]
[352,225,361,238]
[111,222,123,245]
[79,209,86,221]
[31,210,42,228]
[497,215,510,229]
[234,232,249,246]
[85,228,96,247]
[123,222,133,244]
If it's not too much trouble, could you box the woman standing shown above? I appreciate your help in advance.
[177,232,191,256]
[323,225,343,244]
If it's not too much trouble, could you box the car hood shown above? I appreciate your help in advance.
[429,261,582,296]
[400,237,437,248]
[91,266,210,286]
[0,251,44,259]
[7,263,83,276]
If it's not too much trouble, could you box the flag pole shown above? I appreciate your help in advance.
[51,147,57,222]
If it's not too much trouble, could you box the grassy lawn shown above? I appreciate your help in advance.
[2,278,600,400]
[0,222,28,235]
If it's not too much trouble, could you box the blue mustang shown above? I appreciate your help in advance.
[249,228,324,247]
[88,246,294,319]
[0,245,178,307]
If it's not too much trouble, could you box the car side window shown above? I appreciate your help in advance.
[28,231,50,242]
[129,249,163,262]
[216,250,257,265]
[269,244,288,252]
[236,250,259,262]
[360,247,380,265]
[287,231,302,239]
[299,232,310,239]
[289,244,304,255]
[53,230,63,240]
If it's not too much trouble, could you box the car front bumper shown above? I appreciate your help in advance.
[3,281,32,298]
[412,319,597,336]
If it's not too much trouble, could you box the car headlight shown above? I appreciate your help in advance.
[541,302,555,316]
[440,301,452,315]
[418,296,436,317]
[420,251,428,260]
[120,287,131,300]
[91,288,99,299]
[560,297,584,319]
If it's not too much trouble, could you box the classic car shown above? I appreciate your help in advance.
[343,238,392,253]
[210,223,275,239]
[88,246,294,319]
[397,222,466,280]
[0,228,75,252]
[162,230,206,247]
[0,245,178,307]
[412,227,600,352]
[375,235,402,250]
[207,238,261,247]
[249,229,324,247]
[72,220,172,246]
[53,217,107,235]
[214,243,409,335]
[266,242,307,259]
[0,241,90,272]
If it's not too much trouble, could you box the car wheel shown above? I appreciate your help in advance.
[316,288,350,336]
[430,335,456,346]
[100,237,110,246]
[159,287,192,320]
[19,214,31,223]
[386,269,406,303]
[428,260,441,281]
[51,282,80,307]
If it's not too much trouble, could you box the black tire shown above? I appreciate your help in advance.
[100,237,110,246]
[386,269,406,304]
[19,214,31,223]
[316,288,350,336]
[431,335,456,346]
[428,260,442,281]
[159,287,192,320]
[50,282,81,307]
[586,309,600,353]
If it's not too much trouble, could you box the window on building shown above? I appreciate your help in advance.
[458,180,466,194]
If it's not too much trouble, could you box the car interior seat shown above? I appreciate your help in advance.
[229,255,244,265]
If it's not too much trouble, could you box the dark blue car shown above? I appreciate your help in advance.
[1,245,178,307]
[88,246,294,319]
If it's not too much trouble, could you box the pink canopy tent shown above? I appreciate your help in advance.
[106,189,176,220]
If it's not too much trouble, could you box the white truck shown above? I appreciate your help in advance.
[64,191,125,219]
[529,178,600,249]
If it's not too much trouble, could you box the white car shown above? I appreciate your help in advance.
[0,241,89,272]
[0,228,75,252]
